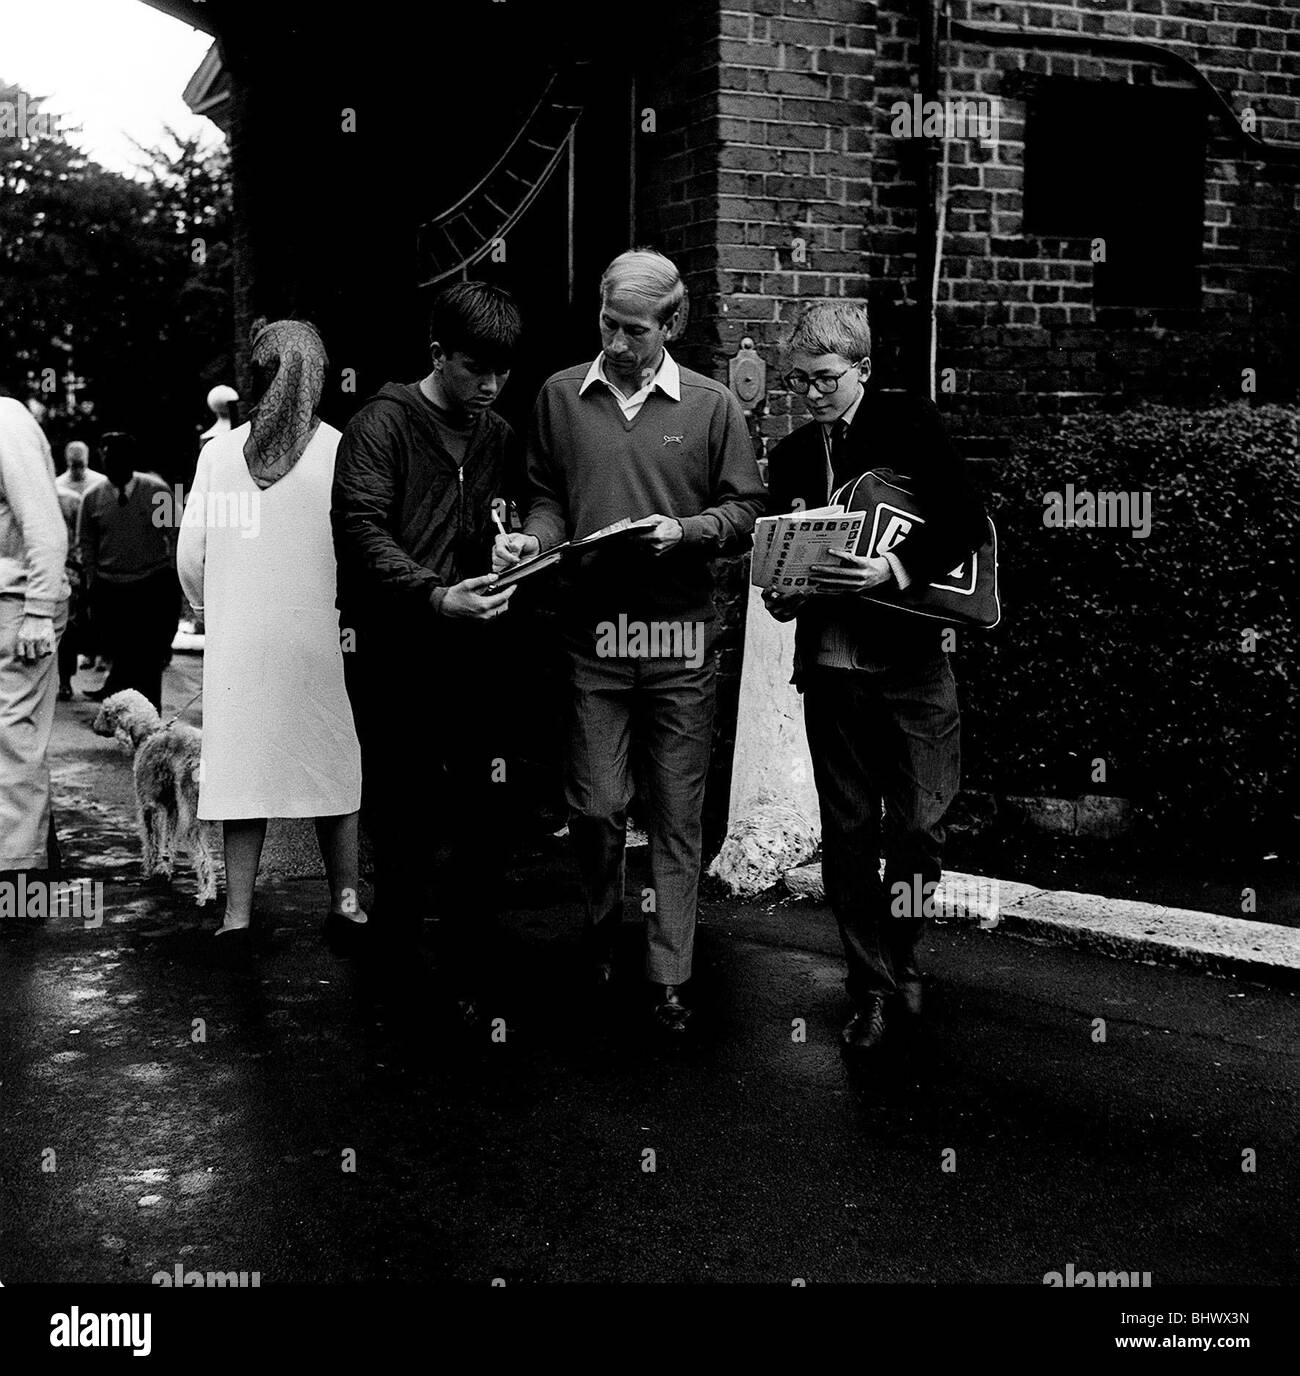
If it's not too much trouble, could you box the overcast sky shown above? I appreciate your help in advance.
[0,0,219,175]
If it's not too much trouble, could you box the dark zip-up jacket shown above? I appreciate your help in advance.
[331,382,520,632]
[766,389,987,683]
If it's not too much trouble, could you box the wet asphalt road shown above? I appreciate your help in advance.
[0,666,1296,1286]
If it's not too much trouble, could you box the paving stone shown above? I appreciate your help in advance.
[1075,794,1134,838]
[1001,890,1300,987]
[1005,794,1076,835]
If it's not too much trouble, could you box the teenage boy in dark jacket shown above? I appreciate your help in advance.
[764,301,987,1055]
[332,282,523,1012]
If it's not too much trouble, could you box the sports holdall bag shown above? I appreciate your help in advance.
[830,467,1001,629]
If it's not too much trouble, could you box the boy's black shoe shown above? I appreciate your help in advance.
[840,994,888,1053]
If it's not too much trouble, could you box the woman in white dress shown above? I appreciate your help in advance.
[177,320,367,942]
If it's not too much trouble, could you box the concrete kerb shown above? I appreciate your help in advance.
[781,863,1300,989]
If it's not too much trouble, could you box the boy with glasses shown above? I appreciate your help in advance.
[763,302,987,1055]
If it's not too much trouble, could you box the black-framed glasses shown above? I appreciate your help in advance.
[783,367,852,396]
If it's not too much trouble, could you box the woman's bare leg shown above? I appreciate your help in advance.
[315,811,367,924]
[219,818,267,933]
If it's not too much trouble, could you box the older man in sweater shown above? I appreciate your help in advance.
[0,386,69,881]
[494,250,766,1032]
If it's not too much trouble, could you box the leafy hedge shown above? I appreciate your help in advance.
[956,403,1299,853]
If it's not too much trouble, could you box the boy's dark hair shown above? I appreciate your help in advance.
[429,281,523,370]
[99,431,134,463]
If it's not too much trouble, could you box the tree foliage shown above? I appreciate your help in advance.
[0,80,232,478]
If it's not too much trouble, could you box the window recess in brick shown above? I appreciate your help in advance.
[1022,77,1205,309]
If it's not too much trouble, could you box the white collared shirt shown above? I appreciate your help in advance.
[579,348,681,421]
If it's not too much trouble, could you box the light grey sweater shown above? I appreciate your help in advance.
[0,398,69,616]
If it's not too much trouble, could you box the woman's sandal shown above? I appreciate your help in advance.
[322,908,370,951]
[211,917,253,962]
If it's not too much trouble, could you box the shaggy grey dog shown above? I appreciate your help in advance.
[92,690,218,905]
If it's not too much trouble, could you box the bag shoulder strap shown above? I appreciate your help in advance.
[831,467,914,511]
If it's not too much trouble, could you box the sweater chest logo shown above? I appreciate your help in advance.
[662,434,684,445]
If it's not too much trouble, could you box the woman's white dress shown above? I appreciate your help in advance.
[176,420,361,820]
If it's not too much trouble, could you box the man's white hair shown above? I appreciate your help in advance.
[599,249,686,326]
[65,440,89,463]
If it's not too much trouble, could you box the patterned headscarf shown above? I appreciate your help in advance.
[243,320,327,489]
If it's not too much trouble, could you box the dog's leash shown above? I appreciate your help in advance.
[162,685,203,730]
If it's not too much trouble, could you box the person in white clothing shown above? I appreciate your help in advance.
[59,443,109,672]
[0,381,69,883]
[177,321,365,942]
[55,440,107,500]
[199,384,240,443]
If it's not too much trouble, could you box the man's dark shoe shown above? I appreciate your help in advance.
[895,980,923,1018]
[83,685,111,702]
[840,994,888,1053]
[651,983,692,1034]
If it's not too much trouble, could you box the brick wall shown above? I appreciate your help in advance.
[634,0,1300,842]
[638,1,884,846]
[640,0,1300,463]
[641,0,882,463]
[925,0,1300,457]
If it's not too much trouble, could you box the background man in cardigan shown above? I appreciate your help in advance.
[0,382,69,889]
[333,282,523,1016]
[764,302,988,1055]
[493,249,766,1033]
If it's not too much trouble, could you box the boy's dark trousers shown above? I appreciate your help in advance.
[802,654,960,1005]
[342,619,510,985]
